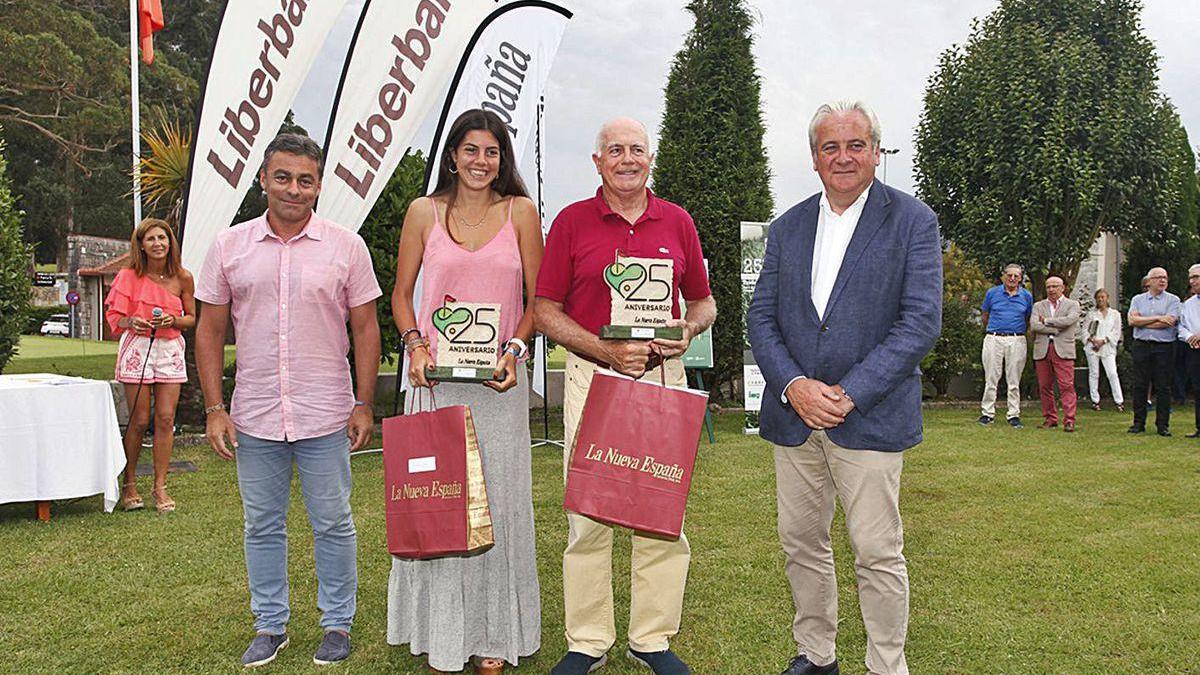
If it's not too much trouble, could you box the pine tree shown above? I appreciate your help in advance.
[653,0,774,397]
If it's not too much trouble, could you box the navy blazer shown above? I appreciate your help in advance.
[747,180,942,451]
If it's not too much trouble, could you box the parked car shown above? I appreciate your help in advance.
[39,314,70,337]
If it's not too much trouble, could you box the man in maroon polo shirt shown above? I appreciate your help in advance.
[535,117,716,675]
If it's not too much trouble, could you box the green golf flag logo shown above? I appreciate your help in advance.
[604,262,646,298]
[432,295,472,339]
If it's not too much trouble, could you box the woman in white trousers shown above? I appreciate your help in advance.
[1080,288,1124,411]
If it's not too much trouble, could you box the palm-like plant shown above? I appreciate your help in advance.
[134,107,191,224]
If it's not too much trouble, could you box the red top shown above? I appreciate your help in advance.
[104,267,184,339]
[535,188,711,336]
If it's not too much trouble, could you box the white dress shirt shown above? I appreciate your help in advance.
[811,186,871,320]
[1178,295,1200,342]
[783,186,871,403]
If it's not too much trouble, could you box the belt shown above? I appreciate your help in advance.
[1133,338,1174,345]
[987,331,1023,336]
[569,349,665,372]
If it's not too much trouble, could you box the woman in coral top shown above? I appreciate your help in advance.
[105,218,195,513]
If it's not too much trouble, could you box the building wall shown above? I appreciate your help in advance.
[66,235,127,340]
[1072,232,1121,310]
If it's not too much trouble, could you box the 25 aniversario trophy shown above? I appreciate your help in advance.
[429,295,504,382]
[600,252,684,341]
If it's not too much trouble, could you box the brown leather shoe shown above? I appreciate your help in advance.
[1064,422,1075,432]
[1041,421,1058,429]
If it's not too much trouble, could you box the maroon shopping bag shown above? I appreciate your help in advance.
[563,367,709,538]
[382,391,493,559]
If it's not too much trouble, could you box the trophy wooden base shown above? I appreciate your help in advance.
[600,325,684,340]
[428,366,502,382]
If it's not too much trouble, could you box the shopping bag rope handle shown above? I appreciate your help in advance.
[406,382,438,415]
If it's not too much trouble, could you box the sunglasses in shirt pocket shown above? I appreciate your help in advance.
[300,264,342,305]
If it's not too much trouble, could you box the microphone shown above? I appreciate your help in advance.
[151,307,163,334]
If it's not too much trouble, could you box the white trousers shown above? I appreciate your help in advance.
[980,334,1027,418]
[1084,348,1123,405]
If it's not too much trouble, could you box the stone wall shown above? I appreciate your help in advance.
[66,235,126,339]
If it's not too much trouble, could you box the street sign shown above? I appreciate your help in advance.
[66,291,80,306]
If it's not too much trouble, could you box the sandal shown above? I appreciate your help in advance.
[1091,403,1101,411]
[121,482,144,511]
[152,487,176,514]
[473,657,505,675]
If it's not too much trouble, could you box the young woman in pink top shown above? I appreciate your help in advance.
[389,110,544,673]
[105,218,196,513]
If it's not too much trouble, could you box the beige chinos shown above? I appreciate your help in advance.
[562,351,691,657]
[775,430,908,675]
[980,333,1027,419]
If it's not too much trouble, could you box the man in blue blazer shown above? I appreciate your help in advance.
[748,101,942,675]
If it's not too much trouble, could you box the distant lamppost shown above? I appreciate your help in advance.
[880,146,900,183]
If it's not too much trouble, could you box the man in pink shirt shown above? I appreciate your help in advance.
[195,133,381,667]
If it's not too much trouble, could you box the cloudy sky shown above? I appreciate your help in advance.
[293,0,1200,222]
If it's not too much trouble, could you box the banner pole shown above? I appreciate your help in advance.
[129,0,142,226]
[531,95,561,449]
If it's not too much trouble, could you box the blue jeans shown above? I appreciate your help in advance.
[236,429,357,634]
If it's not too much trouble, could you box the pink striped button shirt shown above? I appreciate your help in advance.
[195,213,381,442]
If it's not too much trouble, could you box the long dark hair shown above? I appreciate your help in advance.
[431,109,529,238]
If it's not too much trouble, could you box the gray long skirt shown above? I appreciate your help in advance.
[386,368,541,670]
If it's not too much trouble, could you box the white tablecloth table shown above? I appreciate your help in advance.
[0,373,126,514]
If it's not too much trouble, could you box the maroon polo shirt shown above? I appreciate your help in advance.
[536,187,711,336]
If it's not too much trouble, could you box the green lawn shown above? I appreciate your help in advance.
[1,408,1197,673]
[5,335,234,380]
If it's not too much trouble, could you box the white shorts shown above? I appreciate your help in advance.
[115,332,187,384]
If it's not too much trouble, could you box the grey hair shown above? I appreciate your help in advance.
[1190,264,1200,276]
[808,100,882,152]
[594,117,652,155]
[1003,263,1025,275]
[260,133,325,176]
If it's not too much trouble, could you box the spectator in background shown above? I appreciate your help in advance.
[105,217,195,513]
[1080,289,1124,412]
[1174,279,1196,405]
[979,264,1033,427]
[1030,276,1080,431]
[1127,267,1181,436]
[1176,264,1200,438]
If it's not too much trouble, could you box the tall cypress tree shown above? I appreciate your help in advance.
[653,0,773,397]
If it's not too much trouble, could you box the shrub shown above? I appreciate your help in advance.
[0,129,32,372]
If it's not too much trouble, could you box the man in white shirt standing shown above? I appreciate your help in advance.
[748,101,942,675]
[1176,264,1200,437]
